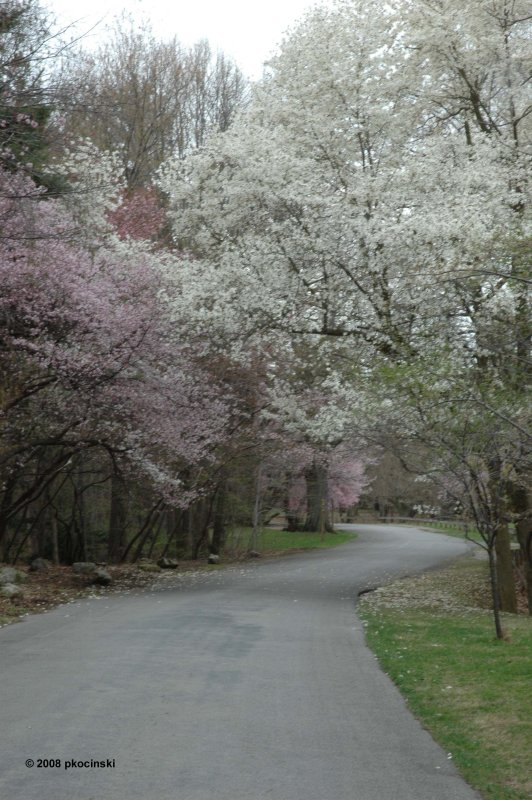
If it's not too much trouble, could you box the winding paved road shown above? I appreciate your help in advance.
[0,524,482,800]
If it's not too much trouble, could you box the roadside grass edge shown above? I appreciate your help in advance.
[358,556,532,800]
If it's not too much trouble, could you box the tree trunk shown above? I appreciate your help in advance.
[175,508,192,558]
[50,508,59,565]
[304,460,334,533]
[495,522,517,613]
[121,500,163,562]
[160,508,178,559]
[191,497,213,559]
[488,544,504,640]
[74,458,87,562]
[133,506,163,562]
[509,483,532,614]
[488,458,516,613]
[284,513,299,532]
[516,518,532,615]
[250,463,262,551]
[211,480,227,556]
[107,473,127,563]
[0,477,16,554]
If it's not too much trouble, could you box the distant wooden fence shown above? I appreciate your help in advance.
[378,516,469,531]
[378,517,523,566]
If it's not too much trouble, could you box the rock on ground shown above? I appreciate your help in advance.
[93,569,113,586]
[0,583,23,599]
[72,562,97,575]
[0,567,27,585]
[29,558,51,573]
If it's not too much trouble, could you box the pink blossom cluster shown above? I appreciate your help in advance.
[260,433,369,518]
[285,445,370,516]
[108,188,166,242]
[14,113,38,128]
[0,113,38,129]
[0,167,232,507]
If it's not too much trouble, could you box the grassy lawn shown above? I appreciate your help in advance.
[358,557,532,800]
[431,523,483,543]
[407,519,485,544]
[224,526,356,556]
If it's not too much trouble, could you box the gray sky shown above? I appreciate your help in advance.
[47,0,333,79]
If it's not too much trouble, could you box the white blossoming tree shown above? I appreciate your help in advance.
[160,0,531,630]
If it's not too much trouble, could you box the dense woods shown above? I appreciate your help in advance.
[0,0,530,632]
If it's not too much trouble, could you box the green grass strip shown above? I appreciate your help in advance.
[358,558,532,800]
[259,528,355,551]
[225,527,356,555]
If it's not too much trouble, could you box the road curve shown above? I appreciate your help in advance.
[0,524,482,800]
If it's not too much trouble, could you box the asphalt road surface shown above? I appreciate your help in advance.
[0,524,482,800]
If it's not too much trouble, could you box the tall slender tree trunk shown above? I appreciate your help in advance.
[191,497,213,559]
[510,484,532,614]
[211,479,227,556]
[50,508,59,565]
[133,504,164,562]
[108,473,127,563]
[495,522,517,613]
[30,497,47,559]
[488,544,504,640]
[75,457,87,561]
[489,459,516,613]
[516,518,532,615]
[0,478,16,556]
[251,463,263,551]
[283,475,299,531]
[160,508,179,559]
[304,460,334,533]
[174,508,191,558]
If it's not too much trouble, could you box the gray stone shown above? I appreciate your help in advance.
[72,562,97,574]
[157,557,179,569]
[92,568,112,586]
[207,554,220,564]
[0,583,23,599]
[29,558,51,573]
[248,550,262,558]
[0,567,27,585]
